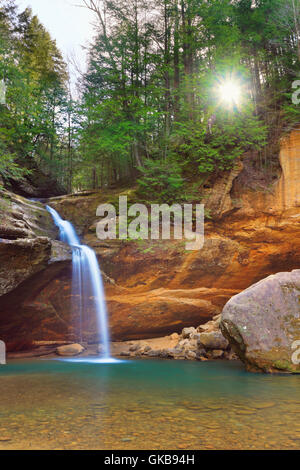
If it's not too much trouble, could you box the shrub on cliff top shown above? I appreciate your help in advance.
[137,159,184,204]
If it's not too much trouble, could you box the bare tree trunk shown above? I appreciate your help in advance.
[181,0,194,120]
[82,0,118,72]
[133,140,142,167]
[292,0,300,61]
[164,0,171,158]
[173,0,180,121]
[92,166,97,190]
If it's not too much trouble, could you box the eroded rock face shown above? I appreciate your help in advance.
[0,189,58,239]
[2,165,300,346]
[0,237,71,296]
[0,190,72,347]
[1,127,300,349]
[0,190,70,297]
[221,270,300,373]
[3,161,65,198]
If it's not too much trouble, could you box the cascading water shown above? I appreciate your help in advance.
[46,206,111,359]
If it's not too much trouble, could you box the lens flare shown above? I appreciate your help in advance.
[217,78,242,108]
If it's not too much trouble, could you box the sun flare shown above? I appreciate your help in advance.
[218,79,242,107]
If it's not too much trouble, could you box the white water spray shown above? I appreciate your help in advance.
[46,206,111,359]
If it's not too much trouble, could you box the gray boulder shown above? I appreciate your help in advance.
[220,270,300,373]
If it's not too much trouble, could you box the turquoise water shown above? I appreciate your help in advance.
[0,359,299,449]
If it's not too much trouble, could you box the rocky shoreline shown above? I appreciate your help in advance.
[8,314,238,363]
[116,314,237,362]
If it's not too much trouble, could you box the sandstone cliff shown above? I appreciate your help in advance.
[0,127,300,347]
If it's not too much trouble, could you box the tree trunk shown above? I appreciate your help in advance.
[164,0,171,157]
[173,0,180,121]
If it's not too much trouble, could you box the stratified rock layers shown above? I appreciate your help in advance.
[0,191,71,346]
[0,126,300,346]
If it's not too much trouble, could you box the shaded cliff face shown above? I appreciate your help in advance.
[3,161,65,199]
[0,190,72,348]
[0,128,300,346]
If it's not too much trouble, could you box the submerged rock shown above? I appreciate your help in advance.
[221,270,300,373]
[56,344,85,356]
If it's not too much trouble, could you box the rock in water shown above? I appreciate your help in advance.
[220,270,300,373]
[56,344,85,356]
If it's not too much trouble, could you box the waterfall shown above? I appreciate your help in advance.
[46,206,111,359]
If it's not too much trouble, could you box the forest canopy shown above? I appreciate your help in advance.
[1,0,300,198]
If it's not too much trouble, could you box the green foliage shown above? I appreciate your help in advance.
[0,142,30,186]
[0,2,72,191]
[0,0,299,196]
[76,0,294,194]
[171,106,267,174]
[137,159,184,204]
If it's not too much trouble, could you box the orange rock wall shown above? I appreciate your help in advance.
[1,128,300,344]
[277,127,300,209]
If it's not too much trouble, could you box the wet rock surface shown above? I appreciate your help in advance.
[0,237,71,297]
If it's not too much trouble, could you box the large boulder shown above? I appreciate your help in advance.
[220,270,300,373]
